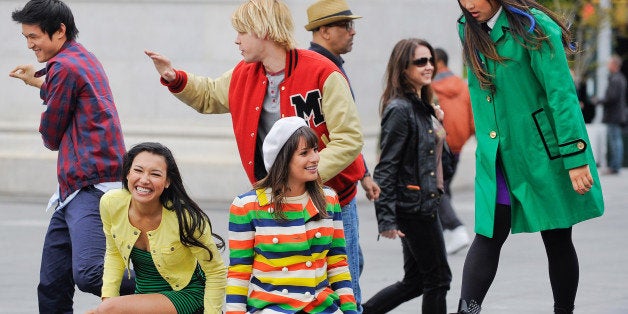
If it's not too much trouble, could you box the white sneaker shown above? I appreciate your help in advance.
[442,228,451,243]
[446,226,470,254]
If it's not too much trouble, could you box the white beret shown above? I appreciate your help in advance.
[263,116,308,172]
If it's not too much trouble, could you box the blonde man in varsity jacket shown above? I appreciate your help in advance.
[227,117,357,313]
[146,0,365,304]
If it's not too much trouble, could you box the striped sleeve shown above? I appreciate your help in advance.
[324,190,357,313]
[226,195,255,314]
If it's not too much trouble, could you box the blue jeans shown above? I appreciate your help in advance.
[607,123,624,172]
[341,198,363,313]
[38,186,135,313]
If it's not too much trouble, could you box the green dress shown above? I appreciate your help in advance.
[131,247,206,314]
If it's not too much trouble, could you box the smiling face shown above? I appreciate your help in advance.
[404,45,434,92]
[21,23,66,63]
[287,137,320,195]
[126,151,170,208]
[459,0,501,22]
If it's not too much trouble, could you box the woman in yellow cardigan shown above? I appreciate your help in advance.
[88,142,226,314]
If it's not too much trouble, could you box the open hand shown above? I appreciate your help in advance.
[144,50,176,82]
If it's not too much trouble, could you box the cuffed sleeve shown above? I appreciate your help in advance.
[193,224,227,314]
[172,69,233,115]
[318,72,363,182]
[100,194,126,298]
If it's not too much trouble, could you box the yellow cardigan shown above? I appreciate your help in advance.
[100,189,226,313]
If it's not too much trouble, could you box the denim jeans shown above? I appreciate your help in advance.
[363,211,451,314]
[38,186,135,313]
[607,123,624,172]
[341,198,363,313]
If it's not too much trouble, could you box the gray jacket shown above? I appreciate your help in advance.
[601,71,627,124]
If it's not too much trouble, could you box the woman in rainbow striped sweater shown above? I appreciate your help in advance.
[226,117,357,314]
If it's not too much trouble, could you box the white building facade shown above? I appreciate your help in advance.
[1,0,465,201]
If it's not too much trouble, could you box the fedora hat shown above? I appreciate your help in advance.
[305,0,362,31]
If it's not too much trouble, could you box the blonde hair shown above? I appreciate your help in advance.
[232,0,296,50]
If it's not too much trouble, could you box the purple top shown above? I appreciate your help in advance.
[496,162,511,205]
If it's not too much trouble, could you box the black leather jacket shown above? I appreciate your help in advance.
[373,95,443,233]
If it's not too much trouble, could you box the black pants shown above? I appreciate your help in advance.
[460,204,579,310]
[363,212,452,314]
[439,153,464,231]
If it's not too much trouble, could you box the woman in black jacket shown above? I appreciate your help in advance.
[362,38,452,314]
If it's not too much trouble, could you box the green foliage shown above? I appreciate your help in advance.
[537,0,605,82]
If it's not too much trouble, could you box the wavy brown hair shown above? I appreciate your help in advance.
[381,38,436,115]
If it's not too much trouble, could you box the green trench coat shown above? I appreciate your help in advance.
[458,9,604,237]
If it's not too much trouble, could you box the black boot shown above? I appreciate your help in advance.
[554,305,574,314]
[454,299,481,314]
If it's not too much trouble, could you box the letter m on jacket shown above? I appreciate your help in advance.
[291,90,325,127]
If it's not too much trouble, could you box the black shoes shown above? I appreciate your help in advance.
[554,305,574,314]
[453,299,481,314]
[451,300,573,313]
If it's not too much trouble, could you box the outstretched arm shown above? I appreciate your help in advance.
[144,50,176,82]
[9,64,44,88]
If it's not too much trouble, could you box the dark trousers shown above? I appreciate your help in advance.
[38,186,135,313]
[460,204,578,310]
[439,153,464,230]
[363,212,452,314]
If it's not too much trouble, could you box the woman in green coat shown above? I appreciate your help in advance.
[455,0,604,313]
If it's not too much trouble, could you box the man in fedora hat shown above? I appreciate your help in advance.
[306,1,380,312]
[305,0,361,68]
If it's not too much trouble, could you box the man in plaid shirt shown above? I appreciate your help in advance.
[9,0,133,311]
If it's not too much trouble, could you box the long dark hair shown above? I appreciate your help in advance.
[254,127,329,221]
[458,0,572,91]
[122,142,225,259]
[381,38,436,115]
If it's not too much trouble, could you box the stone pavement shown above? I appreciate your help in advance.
[0,170,626,313]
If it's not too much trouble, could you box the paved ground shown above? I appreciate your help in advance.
[0,170,626,313]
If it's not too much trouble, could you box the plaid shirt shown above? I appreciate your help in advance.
[39,41,125,200]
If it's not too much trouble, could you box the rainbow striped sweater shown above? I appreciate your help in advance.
[226,187,357,314]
